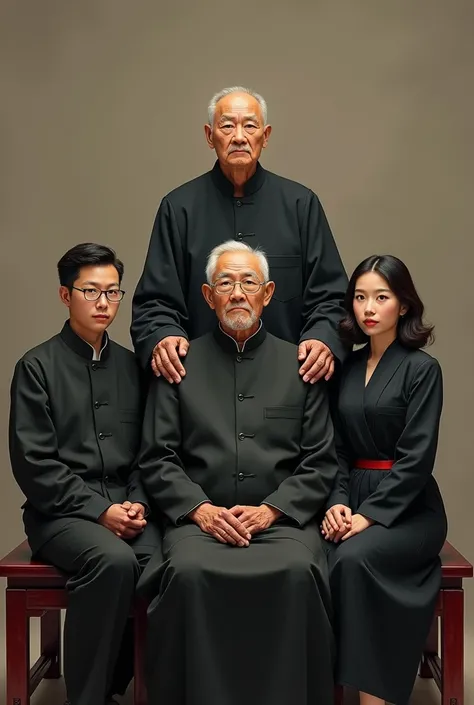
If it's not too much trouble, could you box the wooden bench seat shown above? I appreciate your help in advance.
[1,539,472,705]
[0,540,147,705]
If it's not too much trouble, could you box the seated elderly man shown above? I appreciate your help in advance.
[138,240,339,705]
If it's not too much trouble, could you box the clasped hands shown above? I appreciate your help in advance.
[189,503,282,547]
[321,504,374,542]
[98,501,147,539]
[152,336,334,384]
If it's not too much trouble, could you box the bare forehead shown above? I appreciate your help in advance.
[76,264,120,284]
[355,271,391,291]
[214,251,263,277]
[215,92,262,120]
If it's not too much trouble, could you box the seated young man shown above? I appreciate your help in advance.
[9,243,161,705]
[137,241,340,705]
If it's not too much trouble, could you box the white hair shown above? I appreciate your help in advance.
[206,240,270,284]
[207,86,268,126]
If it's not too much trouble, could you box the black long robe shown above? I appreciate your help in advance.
[325,341,447,704]
[131,160,348,367]
[137,324,340,705]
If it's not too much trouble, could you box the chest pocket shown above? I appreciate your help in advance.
[267,255,302,302]
[265,407,303,419]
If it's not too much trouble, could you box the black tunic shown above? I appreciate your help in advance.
[326,341,447,704]
[131,161,348,367]
[137,324,340,705]
[9,321,162,705]
[9,321,149,553]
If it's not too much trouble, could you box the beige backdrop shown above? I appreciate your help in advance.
[1,1,473,703]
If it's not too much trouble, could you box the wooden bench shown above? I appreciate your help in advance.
[335,540,473,705]
[419,541,473,705]
[0,540,147,705]
[1,540,472,705]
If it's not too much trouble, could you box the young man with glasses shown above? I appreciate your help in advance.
[9,242,161,705]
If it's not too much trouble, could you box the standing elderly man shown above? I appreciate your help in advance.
[131,85,348,384]
[137,241,339,705]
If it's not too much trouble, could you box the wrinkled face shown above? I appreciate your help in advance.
[202,250,275,331]
[59,264,122,336]
[204,92,271,169]
[353,271,407,339]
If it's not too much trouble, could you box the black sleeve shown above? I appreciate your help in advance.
[126,466,151,512]
[131,197,189,369]
[138,376,210,525]
[9,359,112,520]
[325,376,354,507]
[299,191,349,365]
[125,364,151,511]
[358,360,443,527]
[262,381,339,526]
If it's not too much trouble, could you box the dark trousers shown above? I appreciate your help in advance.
[37,518,161,705]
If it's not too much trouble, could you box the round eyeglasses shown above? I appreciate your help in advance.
[209,280,265,295]
[72,287,125,302]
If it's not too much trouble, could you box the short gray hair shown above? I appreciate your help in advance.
[208,86,268,126]
[206,240,270,284]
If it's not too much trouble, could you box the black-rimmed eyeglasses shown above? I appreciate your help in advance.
[209,280,265,295]
[72,287,125,302]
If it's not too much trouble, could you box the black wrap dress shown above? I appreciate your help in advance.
[326,340,447,704]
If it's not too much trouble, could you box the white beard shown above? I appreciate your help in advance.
[222,309,258,330]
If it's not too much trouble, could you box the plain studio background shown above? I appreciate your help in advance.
[1,1,473,703]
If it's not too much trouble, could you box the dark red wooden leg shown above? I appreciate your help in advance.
[6,589,30,705]
[133,599,148,705]
[40,610,62,678]
[441,589,464,705]
[420,615,438,678]
[334,683,344,705]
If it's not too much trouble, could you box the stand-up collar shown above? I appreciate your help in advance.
[213,320,267,354]
[210,160,266,197]
[60,320,110,361]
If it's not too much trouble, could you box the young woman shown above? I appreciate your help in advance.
[322,255,447,705]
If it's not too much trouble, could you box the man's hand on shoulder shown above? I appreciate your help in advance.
[98,503,146,540]
[189,503,251,547]
[298,339,334,383]
[151,336,189,383]
[229,504,283,536]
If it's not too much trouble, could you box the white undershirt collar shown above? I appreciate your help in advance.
[218,320,262,352]
[82,334,109,361]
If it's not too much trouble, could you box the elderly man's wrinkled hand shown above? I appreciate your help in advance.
[229,504,283,536]
[151,336,189,383]
[189,503,251,547]
[298,339,334,383]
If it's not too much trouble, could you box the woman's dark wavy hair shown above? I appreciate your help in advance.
[339,254,434,349]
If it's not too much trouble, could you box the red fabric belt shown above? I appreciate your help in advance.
[354,459,394,470]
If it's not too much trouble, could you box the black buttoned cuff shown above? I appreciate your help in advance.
[127,496,151,517]
[86,493,115,521]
